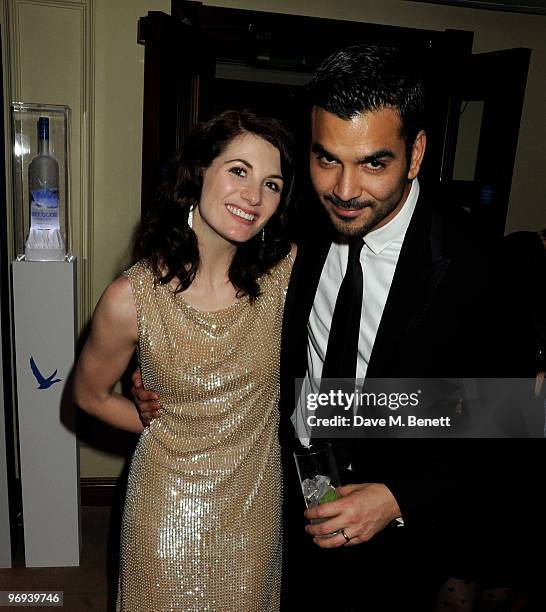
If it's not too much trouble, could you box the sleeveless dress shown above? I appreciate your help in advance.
[117,254,293,612]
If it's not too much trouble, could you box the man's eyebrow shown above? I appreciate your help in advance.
[311,144,395,164]
[357,149,395,164]
[311,143,338,160]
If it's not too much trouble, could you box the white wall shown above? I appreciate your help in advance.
[92,0,170,304]
[86,0,170,476]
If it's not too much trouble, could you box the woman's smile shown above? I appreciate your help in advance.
[225,203,259,224]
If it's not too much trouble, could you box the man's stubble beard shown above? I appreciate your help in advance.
[324,178,409,239]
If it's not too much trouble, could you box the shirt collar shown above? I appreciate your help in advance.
[364,178,420,255]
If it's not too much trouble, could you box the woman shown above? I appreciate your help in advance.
[73,110,296,611]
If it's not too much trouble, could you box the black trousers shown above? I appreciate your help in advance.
[281,512,446,612]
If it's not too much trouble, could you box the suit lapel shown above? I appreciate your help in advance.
[281,227,332,383]
[367,196,450,377]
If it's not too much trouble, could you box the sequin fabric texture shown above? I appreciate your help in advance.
[117,255,293,612]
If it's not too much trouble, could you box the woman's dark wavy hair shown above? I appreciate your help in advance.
[134,110,295,302]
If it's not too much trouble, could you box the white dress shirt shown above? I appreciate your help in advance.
[292,179,420,443]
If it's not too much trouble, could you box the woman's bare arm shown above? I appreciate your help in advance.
[73,275,144,433]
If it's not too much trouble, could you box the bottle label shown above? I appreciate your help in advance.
[30,188,60,230]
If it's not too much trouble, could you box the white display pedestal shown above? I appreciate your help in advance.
[12,258,80,567]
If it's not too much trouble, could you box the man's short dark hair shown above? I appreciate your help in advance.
[306,44,426,148]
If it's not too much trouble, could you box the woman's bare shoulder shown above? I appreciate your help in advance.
[99,275,134,307]
[290,243,298,259]
[92,275,137,341]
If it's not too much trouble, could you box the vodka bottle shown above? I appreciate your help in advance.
[25,116,65,260]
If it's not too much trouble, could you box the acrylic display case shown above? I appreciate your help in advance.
[11,103,71,261]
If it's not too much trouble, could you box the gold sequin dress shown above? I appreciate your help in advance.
[117,255,293,612]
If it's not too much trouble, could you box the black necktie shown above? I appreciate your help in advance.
[311,239,365,452]
[322,238,365,380]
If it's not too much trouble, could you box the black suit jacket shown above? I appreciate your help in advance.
[278,186,543,598]
[279,184,500,536]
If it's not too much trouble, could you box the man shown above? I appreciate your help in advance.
[133,45,515,610]
[277,44,492,610]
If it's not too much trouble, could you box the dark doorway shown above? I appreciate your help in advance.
[438,48,530,236]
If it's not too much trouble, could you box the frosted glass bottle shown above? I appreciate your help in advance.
[25,116,65,261]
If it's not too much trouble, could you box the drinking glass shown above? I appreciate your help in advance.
[293,442,340,536]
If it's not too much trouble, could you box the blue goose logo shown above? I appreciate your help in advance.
[30,356,61,390]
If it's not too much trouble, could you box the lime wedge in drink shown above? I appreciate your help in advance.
[320,488,338,504]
